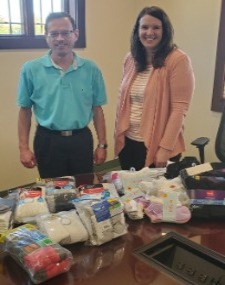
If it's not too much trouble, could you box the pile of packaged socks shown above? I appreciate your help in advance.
[0,224,73,284]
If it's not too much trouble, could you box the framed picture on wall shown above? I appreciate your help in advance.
[211,0,225,112]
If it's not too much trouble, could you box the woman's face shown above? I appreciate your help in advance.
[138,15,163,52]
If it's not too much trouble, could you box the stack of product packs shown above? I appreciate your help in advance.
[180,162,225,219]
[0,224,73,284]
[108,167,191,224]
[73,183,127,246]
[11,179,127,247]
[110,167,166,195]
[0,178,127,283]
[13,176,79,224]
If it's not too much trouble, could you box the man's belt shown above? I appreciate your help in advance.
[37,125,87,136]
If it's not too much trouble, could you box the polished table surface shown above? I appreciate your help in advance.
[1,173,225,285]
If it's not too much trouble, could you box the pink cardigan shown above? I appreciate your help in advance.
[114,48,195,166]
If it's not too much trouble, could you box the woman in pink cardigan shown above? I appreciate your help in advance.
[114,6,195,170]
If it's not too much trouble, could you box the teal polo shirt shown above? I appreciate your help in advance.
[17,51,107,130]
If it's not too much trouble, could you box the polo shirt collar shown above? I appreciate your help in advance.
[41,50,85,69]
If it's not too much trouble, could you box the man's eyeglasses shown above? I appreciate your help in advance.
[48,30,74,39]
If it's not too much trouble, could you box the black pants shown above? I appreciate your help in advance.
[118,136,181,171]
[34,126,93,178]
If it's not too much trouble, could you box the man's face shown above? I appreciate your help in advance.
[45,17,79,57]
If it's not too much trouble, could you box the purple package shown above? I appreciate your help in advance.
[187,189,225,205]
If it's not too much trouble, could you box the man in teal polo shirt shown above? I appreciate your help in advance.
[17,12,108,178]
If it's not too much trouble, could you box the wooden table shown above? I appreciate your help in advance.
[1,173,225,285]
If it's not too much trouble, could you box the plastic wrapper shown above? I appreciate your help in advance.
[120,189,145,220]
[18,186,45,199]
[0,224,74,284]
[102,183,120,198]
[12,186,48,224]
[77,183,120,199]
[120,176,191,223]
[73,196,127,246]
[142,195,191,223]
[45,176,78,213]
[0,196,17,233]
[139,176,190,206]
[123,199,145,220]
[36,210,88,244]
[111,167,166,195]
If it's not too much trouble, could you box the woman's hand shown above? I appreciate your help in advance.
[153,148,171,168]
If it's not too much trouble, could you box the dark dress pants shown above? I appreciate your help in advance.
[34,126,93,178]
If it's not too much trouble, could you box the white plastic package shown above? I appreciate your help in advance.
[36,210,88,244]
[73,197,127,246]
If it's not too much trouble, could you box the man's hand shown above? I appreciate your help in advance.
[20,149,37,168]
[94,147,107,165]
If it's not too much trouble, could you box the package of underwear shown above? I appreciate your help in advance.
[78,184,104,195]
[14,187,49,224]
[44,176,78,213]
[18,186,45,199]
[0,224,74,284]
[179,163,225,219]
[38,176,76,189]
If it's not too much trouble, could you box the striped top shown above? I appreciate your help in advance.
[126,65,152,141]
